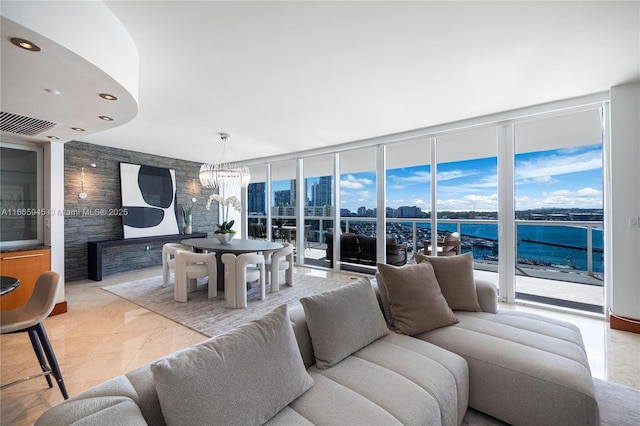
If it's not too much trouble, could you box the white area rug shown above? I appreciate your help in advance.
[102,272,351,337]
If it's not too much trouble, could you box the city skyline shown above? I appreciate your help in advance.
[266,143,603,214]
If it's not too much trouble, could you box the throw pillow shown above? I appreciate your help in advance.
[374,272,394,329]
[377,262,458,335]
[415,252,481,312]
[151,305,314,426]
[300,277,389,369]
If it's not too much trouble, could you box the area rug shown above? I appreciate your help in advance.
[102,273,353,337]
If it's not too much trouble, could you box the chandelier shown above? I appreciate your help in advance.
[199,133,251,189]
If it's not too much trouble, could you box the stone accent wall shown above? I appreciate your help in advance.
[64,141,218,282]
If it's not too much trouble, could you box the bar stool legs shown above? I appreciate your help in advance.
[1,323,69,400]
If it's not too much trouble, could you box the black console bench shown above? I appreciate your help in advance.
[88,232,207,281]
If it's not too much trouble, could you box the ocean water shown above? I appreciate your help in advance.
[415,223,604,273]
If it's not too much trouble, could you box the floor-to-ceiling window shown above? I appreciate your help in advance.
[247,165,268,239]
[435,128,499,269]
[271,160,297,242]
[338,147,376,272]
[244,98,608,314]
[514,108,605,312]
[303,155,334,267]
[385,138,431,260]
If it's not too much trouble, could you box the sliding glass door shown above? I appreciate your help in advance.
[514,108,605,312]
[303,155,334,267]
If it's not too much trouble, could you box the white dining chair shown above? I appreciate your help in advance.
[174,250,217,302]
[265,242,294,292]
[162,243,191,287]
[221,253,265,308]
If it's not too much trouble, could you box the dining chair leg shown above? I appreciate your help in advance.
[27,329,53,388]
[35,323,68,399]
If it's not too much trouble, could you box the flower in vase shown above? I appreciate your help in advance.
[206,194,242,234]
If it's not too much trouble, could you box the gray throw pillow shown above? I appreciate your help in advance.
[300,277,389,369]
[374,271,395,329]
[151,305,314,426]
[377,262,458,335]
[415,252,481,312]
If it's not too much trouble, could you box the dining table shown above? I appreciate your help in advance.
[181,238,283,291]
[0,276,20,296]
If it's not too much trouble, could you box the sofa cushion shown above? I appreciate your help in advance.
[300,277,389,369]
[274,333,468,426]
[414,252,481,312]
[151,305,314,426]
[377,262,458,335]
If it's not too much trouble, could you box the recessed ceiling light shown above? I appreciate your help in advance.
[10,37,41,52]
[47,136,60,140]
[99,93,118,101]
[98,115,114,121]
[45,88,61,95]
[71,127,85,132]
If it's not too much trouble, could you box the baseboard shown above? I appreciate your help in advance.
[49,301,67,316]
[609,309,640,334]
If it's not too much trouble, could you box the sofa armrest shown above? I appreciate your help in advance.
[36,396,148,426]
[475,278,498,313]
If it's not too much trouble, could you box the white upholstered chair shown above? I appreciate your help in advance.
[173,250,217,302]
[162,243,191,287]
[221,253,266,308]
[265,242,294,292]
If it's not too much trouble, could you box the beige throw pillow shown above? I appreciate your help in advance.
[415,252,481,312]
[151,305,314,426]
[300,277,389,369]
[377,262,458,335]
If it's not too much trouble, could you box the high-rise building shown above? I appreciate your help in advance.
[312,176,332,207]
[247,182,266,215]
[397,206,422,218]
[274,190,291,208]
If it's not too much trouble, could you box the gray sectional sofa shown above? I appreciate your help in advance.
[37,254,598,426]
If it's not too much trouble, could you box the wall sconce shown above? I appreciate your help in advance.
[79,163,97,199]
[191,179,197,203]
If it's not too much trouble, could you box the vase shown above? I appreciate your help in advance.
[183,214,192,234]
[216,233,234,244]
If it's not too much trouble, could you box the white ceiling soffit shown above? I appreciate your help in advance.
[0,1,138,144]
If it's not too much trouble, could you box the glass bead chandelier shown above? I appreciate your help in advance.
[199,133,251,189]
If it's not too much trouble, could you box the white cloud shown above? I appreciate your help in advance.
[516,187,602,209]
[437,169,480,182]
[515,150,601,181]
[341,174,372,189]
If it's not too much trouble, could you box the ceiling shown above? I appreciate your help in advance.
[1,1,638,164]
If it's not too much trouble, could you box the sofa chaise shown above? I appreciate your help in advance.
[37,254,598,425]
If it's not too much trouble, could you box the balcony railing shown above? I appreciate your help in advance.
[250,215,604,279]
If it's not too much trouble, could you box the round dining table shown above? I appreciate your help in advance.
[0,276,20,296]
[181,238,283,291]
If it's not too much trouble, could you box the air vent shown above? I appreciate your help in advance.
[0,111,57,136]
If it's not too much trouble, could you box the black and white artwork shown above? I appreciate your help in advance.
[120,163,179,238]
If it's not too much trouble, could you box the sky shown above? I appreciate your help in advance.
[271,143,603,213]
